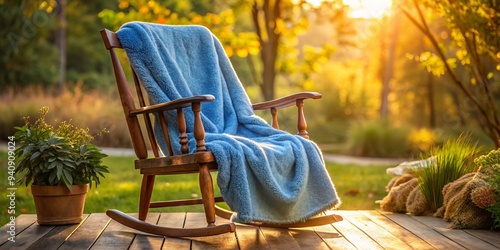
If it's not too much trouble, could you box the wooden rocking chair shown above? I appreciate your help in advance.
[100,28,342,238]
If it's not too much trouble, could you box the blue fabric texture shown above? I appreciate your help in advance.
[117,22,340,223]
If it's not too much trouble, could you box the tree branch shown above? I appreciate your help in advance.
[402,1,500,133]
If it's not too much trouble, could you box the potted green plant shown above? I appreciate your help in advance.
[14,106,109,225]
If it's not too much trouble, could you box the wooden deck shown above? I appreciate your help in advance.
[1,210,499,249]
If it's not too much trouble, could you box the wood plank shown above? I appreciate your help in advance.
[3,211,498,250]
[381,211,466,249]
[234,223,270,250]
[340,210,413,250]
[159,212,191,249]
[313,223,357,250]
[463,229,500,249]
[412,216,500,250]
[361,210,434,250]
[0,222,54,249]
[185,212,238,250]
[332,211,384,250]
[259,226,301,249]
[289,228,330,249]
[129,213,164,250]
[0,214,37,246]
[90,213,138,249]
[59,213,111,250]
[26,215,89,250]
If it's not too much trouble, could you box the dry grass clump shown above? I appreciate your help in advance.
[434,173,494,229]
[379,174,418,213]
[0,85,130,148]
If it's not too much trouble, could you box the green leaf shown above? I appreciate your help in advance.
[49,172,56,184]
[47,161,57,170]
[29,151,41,161]
[23,144,34,155]
[56,162,63,180]
[63,169,73,185]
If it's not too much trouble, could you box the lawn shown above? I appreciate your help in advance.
[0,151,393,226]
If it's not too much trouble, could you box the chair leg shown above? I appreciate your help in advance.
[199,163,216,226]
[139,174,155,221]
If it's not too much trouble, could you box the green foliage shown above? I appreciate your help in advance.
[415,134,481,211]
[474,148,500,230]
[0,0,116,89]
[346,119,412,158]
[403,0,500,147]
[0,0,58,88]
[14,107,109,190]
[425,0,499,59]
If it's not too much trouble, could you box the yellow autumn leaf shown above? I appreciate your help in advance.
[248,46,260,56]
[139,6,149,14]
[118,1,129,9]
[236,49,248,58]
[224,46,234,57]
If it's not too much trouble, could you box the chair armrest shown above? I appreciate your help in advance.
[252,92,321,110]
[129,95,215,116]
[251,92,321,139]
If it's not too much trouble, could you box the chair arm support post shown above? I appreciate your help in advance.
[296,99,309,139]
[270,107,280,129]
[192,102,207,152]
[177,108,189,154]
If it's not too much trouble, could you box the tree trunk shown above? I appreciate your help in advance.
[56,0,66,94]
[380,8,400,118]
[427,73,435,128]
[252,0,280,101]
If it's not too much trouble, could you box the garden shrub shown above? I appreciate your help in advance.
[346,119,412,158]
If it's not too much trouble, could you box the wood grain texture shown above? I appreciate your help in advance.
[2,211,499,249]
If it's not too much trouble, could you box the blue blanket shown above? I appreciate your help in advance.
[117,22,340,223]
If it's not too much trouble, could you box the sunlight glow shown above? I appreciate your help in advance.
[305,0,325,7]
[343,0,392,19]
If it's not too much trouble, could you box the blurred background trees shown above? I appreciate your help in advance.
[1,0,498,156]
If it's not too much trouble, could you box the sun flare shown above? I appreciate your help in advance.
[343,0,392,19]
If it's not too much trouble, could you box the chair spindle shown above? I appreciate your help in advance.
[177,108,189,154]
[192,102,207,152]
[158,113,173,156]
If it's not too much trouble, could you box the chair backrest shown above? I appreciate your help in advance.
[100,29,161,160]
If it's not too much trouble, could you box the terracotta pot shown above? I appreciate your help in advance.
[31,184,89,225]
